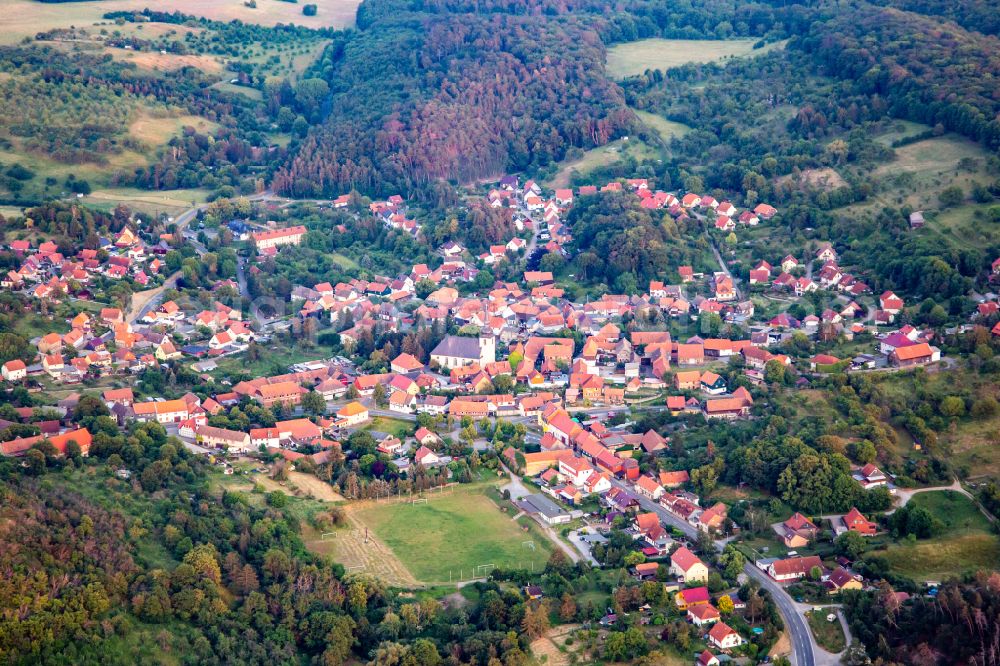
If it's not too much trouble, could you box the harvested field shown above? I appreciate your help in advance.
[315,510,418,587]
[529,624,580,666]
[110,49,225,74]
[0,0,360,44]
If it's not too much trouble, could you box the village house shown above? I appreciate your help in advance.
[697,651,721,666]
[1,427,93,458]
[779,512,819,548]
[688,603,721,627]
[196,424,252,453]
[825,567,863,595]
[891,342,940,367]
[634,474,665,500]
[674,586,710,610]
[766,555,823,582]
[855,463,888,489]
[842,507,877,536]
[670,546,709,583]
[254,381,307,408]
[707,622,745,650]
[252,225,307,250]
[336,401,370,427]
[2,359,27,382]
[133,399,189,424]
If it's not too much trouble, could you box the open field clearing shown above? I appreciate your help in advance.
[776,167,847,191]
[874,119,932,146]
[806,610,846,653]
[837,133,996,223]
[529,625,582,666]
[82,187,212,211]
[0,0,361,44]
[950,410,1000,482]
[545,137,658,189]
[129,112,220,146]
[633,109,692,142]
[871,490,1000,581]
[311,510,419,586]
[211,81,265,100]
[109,48,225,74]
[606,38,785,78]
[241,38,331,80]
[349,485,556,584]
[282,471,346,502]
[873,133,989,178]
[253,473,346,503]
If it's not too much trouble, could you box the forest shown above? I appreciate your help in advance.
[0,417,546,665]
[563,191,711,292]
[273,0,635,199]
[842,575,1000,665]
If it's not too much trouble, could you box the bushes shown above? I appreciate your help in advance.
[266,490,289,507]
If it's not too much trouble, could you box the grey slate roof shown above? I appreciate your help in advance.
[430,335,480,360]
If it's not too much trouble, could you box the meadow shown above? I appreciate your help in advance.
[81,187,213,216]
[544,137,658,189]
[605,38,785,78]
[633,109,692,143]
[806,610,846,653]
[0,0,360,44]
[349,484,557,583]
[873,490,1000,582]
[838,132,996,225]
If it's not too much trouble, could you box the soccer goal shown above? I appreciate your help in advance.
[474,563,496,578]
[321,532,337,540]
[411,497,428,505]
[522,540,536,551]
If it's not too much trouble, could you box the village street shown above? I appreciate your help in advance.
[605,477,819,666]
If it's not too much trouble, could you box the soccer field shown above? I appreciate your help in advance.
[351,487,557,583]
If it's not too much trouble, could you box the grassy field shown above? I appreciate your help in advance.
[875,370,1000,482]
[606,38,786,78]
[129,112,221,147]
[0,0,360,44]
[211,81,265,101]
[874,120,932,147]
[330,252,360,270]
[920,203,1000,253]
[81,187,213,216]
[545,137,659,189]
[838,133,996,224]
[364,416,414,439]
[0,99,216,204]
[210,345,326,379]
[15,312,70,340]
[874,490,1000,581]
[350,484,556,583]
[776,167,847,191]
[107,49,226,75]
[633,109,692,143]
[239,38,331,81]
[806,610,846,653]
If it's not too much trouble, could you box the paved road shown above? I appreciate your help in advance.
[128,190,301,327]
[705,233,742,301]
[607,477,815,666]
